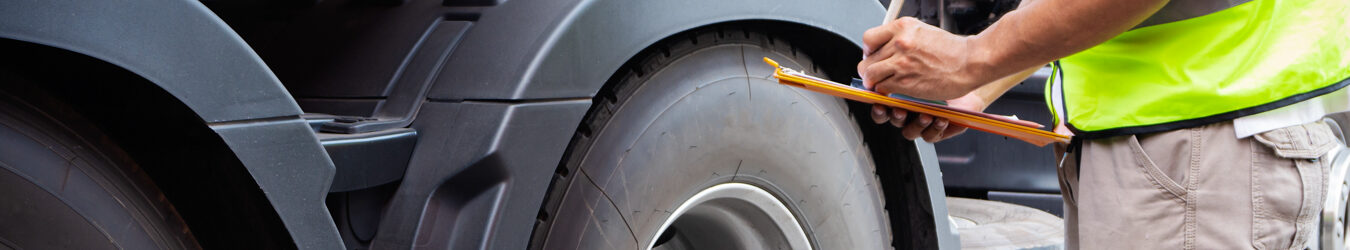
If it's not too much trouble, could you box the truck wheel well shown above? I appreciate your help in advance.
[597,20,940,248]
[0,39,295,249]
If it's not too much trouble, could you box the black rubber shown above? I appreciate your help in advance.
[531,27,892,249]
[0,85,198,249]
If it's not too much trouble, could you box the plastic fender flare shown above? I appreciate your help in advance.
[431,0,884,101]
[0,0,300,122]
[0,1,341,249]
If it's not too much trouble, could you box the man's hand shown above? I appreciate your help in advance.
[871,65,1041,143]
[857,0,1169,101]
[859,0,1168,142]
[870,93,988,142]
[857,17,993,101]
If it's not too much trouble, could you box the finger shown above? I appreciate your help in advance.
[888,108,908,128]
[863,18,924,67]
[859,43,905,90]
[869,33,905,61]
[862,60,904,91]
[859,53,902,90]
[857,59,881,90]
[921,118,949,142]
[902,114,933,140]
[861,35,904,68]
[941,124,969,141]
[871,105,889,124]
[861,24,897,56]
[872,72,913,96]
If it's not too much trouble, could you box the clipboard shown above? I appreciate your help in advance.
[764,57,1071,147]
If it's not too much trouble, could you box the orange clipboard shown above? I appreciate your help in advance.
[764,57,1071,147]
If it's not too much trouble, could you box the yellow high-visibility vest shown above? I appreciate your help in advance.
[1046,0,1350,139]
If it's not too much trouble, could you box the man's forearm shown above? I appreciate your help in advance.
[968,0,1169,81]
[969,66,1040,110]
[962,0,1048,110]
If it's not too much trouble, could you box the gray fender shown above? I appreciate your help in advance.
[0,0,341,248]
[432,0,889,101]
[417,0,956,248]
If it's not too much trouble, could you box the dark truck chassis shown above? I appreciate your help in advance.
[0,0,1067,249]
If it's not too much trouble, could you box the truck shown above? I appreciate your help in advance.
[2,0,1343,249]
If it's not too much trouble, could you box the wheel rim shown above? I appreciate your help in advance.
[1332,145,1350,249]
[1320,118,1350,250]
[648,183,813,250]
[1323,145,1350,250]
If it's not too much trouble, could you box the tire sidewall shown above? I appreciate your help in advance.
[565,34,889,249]
[0,87,195,249]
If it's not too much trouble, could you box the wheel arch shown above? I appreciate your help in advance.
[0,1,342,248]
[0,39,307,249]
[523,0,882,98]
[0,0,300,123]
[432,0,883,101]
[515,0,960,247]
[0,38,333,248]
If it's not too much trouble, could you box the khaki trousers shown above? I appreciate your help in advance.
[1058,121,1338,250]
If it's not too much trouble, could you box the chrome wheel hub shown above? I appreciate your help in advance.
[648,183,812,250]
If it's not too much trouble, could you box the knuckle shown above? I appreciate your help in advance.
[897,37,917,50]
[891,18,909,29]
[900,17,927,29]
[863,27,883,40]
[891,37,909,50]
[889,57,910,69]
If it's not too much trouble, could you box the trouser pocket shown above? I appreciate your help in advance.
[1072,128,1195,249]
[1251,122,1336,250]
[1126,134,1189,202]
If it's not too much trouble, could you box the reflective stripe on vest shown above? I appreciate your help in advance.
[1047,0,1350,139]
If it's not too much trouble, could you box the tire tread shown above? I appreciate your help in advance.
[530,25,897,249]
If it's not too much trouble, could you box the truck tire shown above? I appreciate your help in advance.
[947,197,1063,250]
[535,27,893,249]
[0,85,197,249]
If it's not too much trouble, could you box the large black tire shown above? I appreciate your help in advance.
[946,197,1063,250]
[0,85,198,249]
[534,27,892,249]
